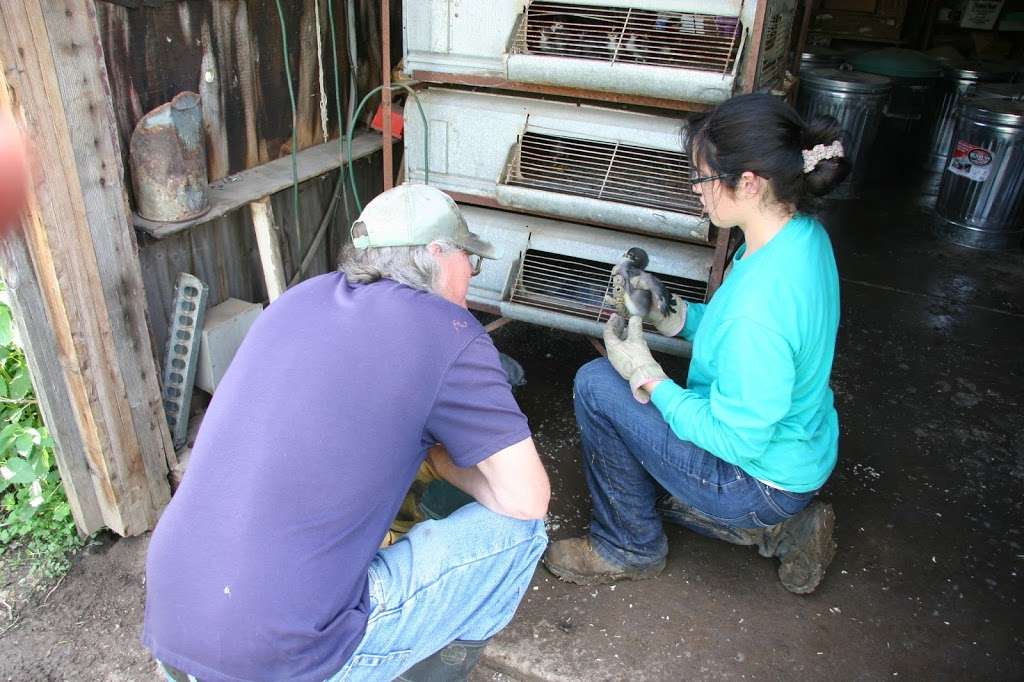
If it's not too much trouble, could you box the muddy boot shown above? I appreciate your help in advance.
[543,537,665,586]
[397,639,488,682]
[762,501,836,595]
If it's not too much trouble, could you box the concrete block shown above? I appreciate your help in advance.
[194,298,263,394]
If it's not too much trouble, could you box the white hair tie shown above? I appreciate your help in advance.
[802,141,845,174]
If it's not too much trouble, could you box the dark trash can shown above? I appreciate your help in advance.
[849,49,943,168]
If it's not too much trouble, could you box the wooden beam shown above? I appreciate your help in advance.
[250,197,288,302]
[0,231,105,535]
[381,0,393,190]
[0,0,173,536]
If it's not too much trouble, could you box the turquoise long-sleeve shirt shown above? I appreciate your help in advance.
[650,214,840,492]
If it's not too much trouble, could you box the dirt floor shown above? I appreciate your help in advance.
[1,173,1022,680]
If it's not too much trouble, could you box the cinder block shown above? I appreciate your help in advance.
[194,298,263,394]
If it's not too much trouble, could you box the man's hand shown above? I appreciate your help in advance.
[602,314,668,403]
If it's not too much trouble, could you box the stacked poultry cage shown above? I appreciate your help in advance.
[402,0,798,354]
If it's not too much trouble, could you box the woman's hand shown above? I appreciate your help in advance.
[602,314,668,403]
[644,292,687,337]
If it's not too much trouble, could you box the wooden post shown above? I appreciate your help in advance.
[381,0,393,190]
[250,198,288,302]
[0,0,174,536]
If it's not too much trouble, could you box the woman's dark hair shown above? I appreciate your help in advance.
[687,93,851,212]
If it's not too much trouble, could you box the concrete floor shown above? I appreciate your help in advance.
[473,177,1024,680]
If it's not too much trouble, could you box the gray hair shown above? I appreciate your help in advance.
[337,237,461,294]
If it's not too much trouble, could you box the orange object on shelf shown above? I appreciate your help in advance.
[371,104,404,140]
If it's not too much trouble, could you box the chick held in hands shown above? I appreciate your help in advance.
[606,247,688,337]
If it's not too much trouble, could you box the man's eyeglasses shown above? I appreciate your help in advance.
[465,251,483,277]
[690,172,735,190]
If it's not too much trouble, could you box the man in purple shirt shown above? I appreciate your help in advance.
[143,184,550,682]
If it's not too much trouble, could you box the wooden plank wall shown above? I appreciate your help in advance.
[95,0,389,368]
[95,0,385,183]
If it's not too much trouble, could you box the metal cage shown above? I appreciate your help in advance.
[403,0,797,106]
[405,88,710,243]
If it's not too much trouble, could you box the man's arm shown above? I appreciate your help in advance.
[428,438,550,520]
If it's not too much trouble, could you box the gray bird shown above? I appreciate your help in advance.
[610,247,676,319]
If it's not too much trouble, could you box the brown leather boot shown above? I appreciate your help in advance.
[769,501,837,595]
[543,537,665,586]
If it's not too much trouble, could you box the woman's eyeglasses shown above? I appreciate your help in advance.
[690,172,735,190]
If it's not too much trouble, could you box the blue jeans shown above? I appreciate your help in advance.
[326,502,547,681]
[159,503,545,682]
[574,358,816,569]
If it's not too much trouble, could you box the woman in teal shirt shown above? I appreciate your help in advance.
[544,94,850,595]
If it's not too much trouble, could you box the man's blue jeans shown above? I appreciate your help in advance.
[574,358,816,569]
[160,504,544,682]
[326,502,547,681]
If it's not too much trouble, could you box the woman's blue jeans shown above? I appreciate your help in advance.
[574,358,816,569]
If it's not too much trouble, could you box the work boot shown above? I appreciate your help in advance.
[656,495,836,594]
[766,501,837,595]
[543,537,665,586]
[397,639,488,682]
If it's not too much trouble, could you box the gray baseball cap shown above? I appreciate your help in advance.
[351,184,498,259]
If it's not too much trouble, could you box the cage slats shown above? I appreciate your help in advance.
[513,2,742,74]
[503,132,705,216]
[510,249,708,325]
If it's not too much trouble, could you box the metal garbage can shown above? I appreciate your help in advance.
[972,82,1024,100]
[935,98,1024,249]
[924,61,1016,171]
[797,68,892,198]
[850,49,943,167]
[800,48,845,72]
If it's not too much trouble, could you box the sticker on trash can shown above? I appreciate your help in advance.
[948,141,994,182]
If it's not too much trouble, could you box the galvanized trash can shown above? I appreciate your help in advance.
[850,49,943,167]
[935,98,1024,249]
[797,68,892,198]
[800,48,845,72]
[972,82,1024,100]
[924,61,1016,171]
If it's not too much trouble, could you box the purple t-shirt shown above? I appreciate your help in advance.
[142,273,531,682]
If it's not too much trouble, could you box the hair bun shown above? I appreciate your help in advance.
[802,115,851,197]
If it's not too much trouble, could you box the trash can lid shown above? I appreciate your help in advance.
[801,68,892,94]
[963,97,1024,126]
[800,47,845,63]
[850,48,943,79]
[944,60,1017,82]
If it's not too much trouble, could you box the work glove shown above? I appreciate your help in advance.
[644,292,687,338]
[602,314,669,404]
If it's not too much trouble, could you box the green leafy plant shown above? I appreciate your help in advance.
[0,281,81,579]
